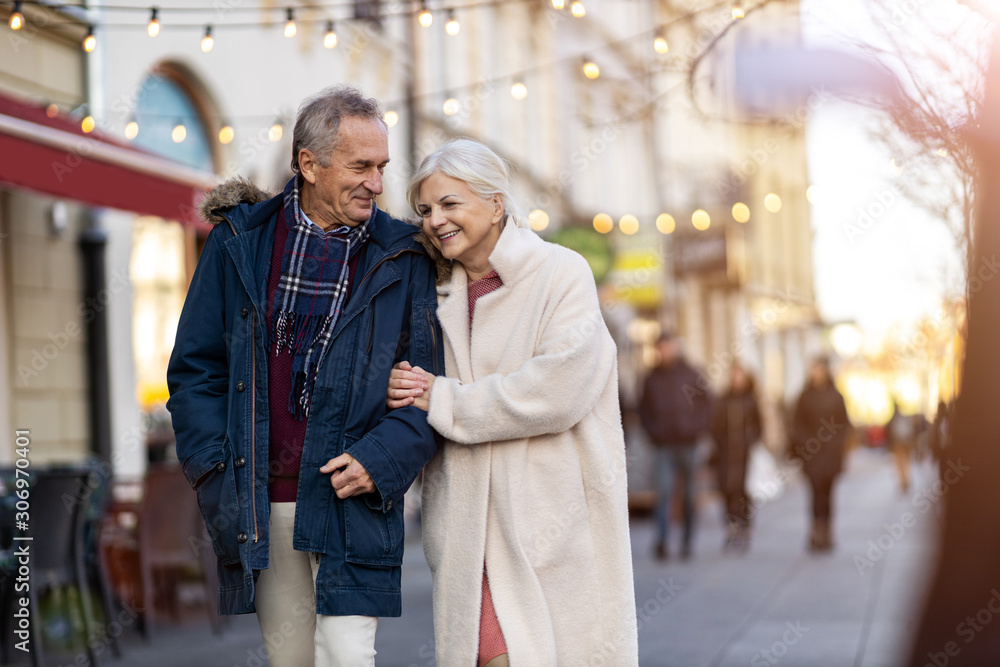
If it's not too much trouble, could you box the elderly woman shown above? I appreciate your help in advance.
[387,139,638,666]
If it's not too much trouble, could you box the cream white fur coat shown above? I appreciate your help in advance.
[422,221,639,666]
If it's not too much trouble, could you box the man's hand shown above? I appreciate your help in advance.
[320,453,376,499]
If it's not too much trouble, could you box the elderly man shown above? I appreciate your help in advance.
[167,86,442,666]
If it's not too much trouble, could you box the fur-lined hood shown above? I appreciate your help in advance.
[198,177,274,226]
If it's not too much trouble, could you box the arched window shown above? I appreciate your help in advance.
[131,68,216,173]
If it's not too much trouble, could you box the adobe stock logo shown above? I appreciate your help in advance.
[842,186,902,244]
[750,621,810,666]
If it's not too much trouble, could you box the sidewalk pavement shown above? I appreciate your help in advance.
[33,447,937,667]
[626,447,937,667]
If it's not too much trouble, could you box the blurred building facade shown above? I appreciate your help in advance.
[0,4,93,465]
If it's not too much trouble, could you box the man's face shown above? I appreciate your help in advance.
[299,116,389,228]
[657,339,679,365]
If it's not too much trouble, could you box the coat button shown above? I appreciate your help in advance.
[235,456,246,468]
[215,461,226,473]
[385,499,393,510]
[237,532,248,543]
[236,381,246,392]
[241,307,249,318]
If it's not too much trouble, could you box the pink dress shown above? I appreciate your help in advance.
[467,270,508,666]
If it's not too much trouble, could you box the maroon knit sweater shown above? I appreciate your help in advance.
[267,208,361,502]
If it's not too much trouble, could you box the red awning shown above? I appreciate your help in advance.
[0,92,216,226]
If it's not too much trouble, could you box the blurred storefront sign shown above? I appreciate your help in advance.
[672,227,747,287]
[607,234,665,309]
[673,231,727,276]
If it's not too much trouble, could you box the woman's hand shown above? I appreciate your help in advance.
[388,361,435,411]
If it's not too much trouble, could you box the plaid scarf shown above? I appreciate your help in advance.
[273,177,373,419]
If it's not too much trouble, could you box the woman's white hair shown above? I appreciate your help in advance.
[406,138,530,230]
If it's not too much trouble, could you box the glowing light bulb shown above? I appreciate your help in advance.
[732,202,750,223]
[324,21,338,48]
[81,116,95,133]
[418,3,433,28]
[445,10,459,36]
[593,213,613,234]
[656,213,675,234]
[219,125,234,144]
[45,104,59,118]
[654,35,669,54]
[764,193,782,213]
[284,8,297,38]
[571,1,585,17]
[201,26,214,52]
[619,214,639,235]
[147,8,160,37]
[511,82,527,100]
[529,209,550,231]
[692,209,710,230]
[269,123,283,142]
[732,2,745,19]
[125,121,139,140]
[443,98,460,116]
[9,2,24,30]
[583,60,600,79]
[172,123,187,143]
[82,27,96,53]
[551,0,565,8]
[384,110,399,128]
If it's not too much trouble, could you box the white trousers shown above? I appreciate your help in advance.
[256,502,378,667]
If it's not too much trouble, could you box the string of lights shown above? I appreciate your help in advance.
[7,0,768,232]
[27,0,748,129]
[580,187,797,236]
[5,0,745,52]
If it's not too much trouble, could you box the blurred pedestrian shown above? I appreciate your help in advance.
[887,400,916,494]
[167,86,442,667]
[386,139,638,666]
[709,364,762,553]
[639,333,713,561]
[790,357,851,553]
[929,399,953,483]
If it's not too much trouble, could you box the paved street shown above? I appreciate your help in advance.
[37,447,937,667]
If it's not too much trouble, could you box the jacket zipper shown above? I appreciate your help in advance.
[251,310,259,543]
[427,309,440,375]
[222,214,259,544]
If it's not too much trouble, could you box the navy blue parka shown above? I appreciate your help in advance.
[166,178,443,617]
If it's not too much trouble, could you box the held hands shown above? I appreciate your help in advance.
[387,361,435,412]
[320,453,375,499]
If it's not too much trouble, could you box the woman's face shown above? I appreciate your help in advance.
[417,172,504,275]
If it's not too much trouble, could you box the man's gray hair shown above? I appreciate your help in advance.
[290,85,385,175]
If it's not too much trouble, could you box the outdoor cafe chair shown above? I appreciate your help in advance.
[137,465,221,638]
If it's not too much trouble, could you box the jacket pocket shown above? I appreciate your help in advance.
[410,298,440,375]
[193,439,242,566]
[343,495,405,568]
